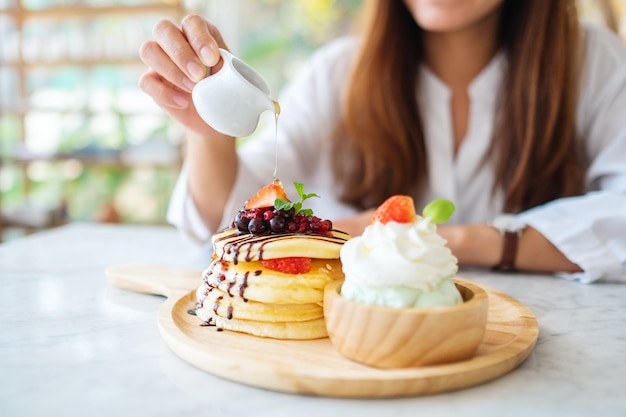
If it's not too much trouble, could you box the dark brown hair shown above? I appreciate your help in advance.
[331,0,585,212]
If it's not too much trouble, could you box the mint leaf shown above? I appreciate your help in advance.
[274,199,294,211]
[294,182,305,199]
[422,199,455,224]
[276,182,320,215]
[294,182,319,200]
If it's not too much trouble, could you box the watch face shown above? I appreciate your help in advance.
[492,214,526,233]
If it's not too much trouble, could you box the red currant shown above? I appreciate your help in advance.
[319,219,332,232]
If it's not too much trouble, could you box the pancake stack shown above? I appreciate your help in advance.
[194,180,349,340]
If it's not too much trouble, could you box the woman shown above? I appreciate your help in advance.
[139,0,626,283]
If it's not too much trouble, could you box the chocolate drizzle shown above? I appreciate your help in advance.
[239,271,249,302]
[226,280,236,297]
[200,317,215,327]
[213,296,223,315]
[213,228,349,265]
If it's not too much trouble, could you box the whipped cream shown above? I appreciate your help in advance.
[340,217,461,308]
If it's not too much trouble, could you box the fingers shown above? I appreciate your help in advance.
[139,38,196,93]
[139,15,229,110]
[181,14,222,68]
[151,18,207,83]
[138,69,190,109]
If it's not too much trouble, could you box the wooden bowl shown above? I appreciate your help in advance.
[323,278,489,369]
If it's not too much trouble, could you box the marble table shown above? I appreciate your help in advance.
[1,223,624,416]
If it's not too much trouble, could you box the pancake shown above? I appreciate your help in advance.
[201,258,344,304]
[193,180,349,340]
[196,307,328,340]
[212,228,350,263]
[196,285,323,322]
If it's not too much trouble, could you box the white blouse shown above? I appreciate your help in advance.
[168,23,626,283]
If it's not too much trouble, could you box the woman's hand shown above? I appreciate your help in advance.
[139,15,238,233]
[138,14,227,137]
[437,224,582,274]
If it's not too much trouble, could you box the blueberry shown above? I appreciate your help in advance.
[269,216,286,233]
[248,218,268,234]
[234,212,250,232]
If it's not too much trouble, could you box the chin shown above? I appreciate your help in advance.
[404,0,504,34]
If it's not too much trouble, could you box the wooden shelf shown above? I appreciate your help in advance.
[0,58,146,69]
[8,143,182,169]
[0,107,165,115]
[0,4,183,19]
[0,0,186,241]
[0,108,166,117]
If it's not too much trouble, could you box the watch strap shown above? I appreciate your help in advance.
[494,231,519,271]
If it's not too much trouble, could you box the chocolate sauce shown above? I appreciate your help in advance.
[226,281,236,297]
[213,228,349,264]
[231,245,239,265]
[252,242,263,262]
[200,317,215,327]
[198,284,217,306]
[226,305,233,320]
[213,296,223,314]
[239,271,249,302]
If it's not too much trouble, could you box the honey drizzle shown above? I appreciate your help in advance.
[272,99,281,179]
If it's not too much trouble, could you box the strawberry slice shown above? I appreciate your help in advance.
[245,180,290,210]
[371,195,416,224]
[262,257,311,274]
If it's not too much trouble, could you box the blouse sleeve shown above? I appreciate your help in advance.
[167,38,356,246]
[518,24,626,283]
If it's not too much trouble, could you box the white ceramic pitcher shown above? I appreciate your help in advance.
[192,48,276,138]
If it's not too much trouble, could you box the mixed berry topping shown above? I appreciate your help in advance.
[232,207,333,235]
[231,180,333,236]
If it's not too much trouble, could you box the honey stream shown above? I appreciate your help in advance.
[272,99,281,180]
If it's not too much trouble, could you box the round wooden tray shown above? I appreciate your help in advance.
[107,263,539,398]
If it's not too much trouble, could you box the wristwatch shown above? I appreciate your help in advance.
[491,214,527,272]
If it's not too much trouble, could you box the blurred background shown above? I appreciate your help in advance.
[0,0,624,241]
